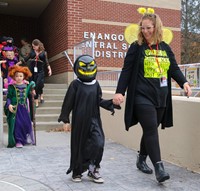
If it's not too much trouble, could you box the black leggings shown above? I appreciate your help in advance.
[32,72,44,99]
[135,104,165,164]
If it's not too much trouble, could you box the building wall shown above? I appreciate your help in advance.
[40,0,182,84]
[0,14,39,48]
[0,0,181,83]
[82,0,181,67]
[39,1,70,76]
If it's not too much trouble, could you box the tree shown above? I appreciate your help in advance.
[181,0,200,64]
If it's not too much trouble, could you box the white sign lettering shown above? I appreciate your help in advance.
[83,32,130,59]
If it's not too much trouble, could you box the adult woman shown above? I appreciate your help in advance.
[18,39,52,107]
[113,11,192,182]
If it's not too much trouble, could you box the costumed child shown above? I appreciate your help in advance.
[4,50,19,80]
[1,37,19,59]
[4,65,35,148]
[0,50,19,90]
[58,55,120,183]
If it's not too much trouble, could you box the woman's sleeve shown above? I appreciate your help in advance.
[44,51,50,67]
[166,43,187,88]
[116,42,139,95]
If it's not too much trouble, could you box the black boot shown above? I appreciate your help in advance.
[154,162,170,183]
[136,154,153,174]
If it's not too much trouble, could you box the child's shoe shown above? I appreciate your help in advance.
[72,175,82,182]
[88,168,104,183]
[16,142,23,148]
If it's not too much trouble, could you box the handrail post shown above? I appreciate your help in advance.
[63,51,73,67]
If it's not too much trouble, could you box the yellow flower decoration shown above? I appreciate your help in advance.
[137,7,146,15]
[147,8,155,14]
[137,7,155,15]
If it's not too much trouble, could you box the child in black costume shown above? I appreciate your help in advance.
[58,55,120,183]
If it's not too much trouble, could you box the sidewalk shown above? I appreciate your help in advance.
[0,131,200,191]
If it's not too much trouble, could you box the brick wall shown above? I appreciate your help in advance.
[39,0,181,76]
[82,0,181,67]
[39,0,83,75]
[0,1,182,81]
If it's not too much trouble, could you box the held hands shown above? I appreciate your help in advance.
[183,82,192,97]
[113,93,124,105]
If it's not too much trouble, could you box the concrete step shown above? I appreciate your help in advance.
[3,121,64,132]
[35,114,59,122]
[34,121,64,131]
[3,113,65,123]
[3,107,62,119]
[43,88,66,95]
[3,101,63,108]
[3,94,65,102]
[40,94,64,100]
[35,107,61,114]
[44,83,68,89]
[36,100,63,107]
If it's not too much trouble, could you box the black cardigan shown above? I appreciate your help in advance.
[116,41,187,131]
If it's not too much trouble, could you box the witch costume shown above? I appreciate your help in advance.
[4,81,35,148]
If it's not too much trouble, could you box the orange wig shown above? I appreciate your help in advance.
[8,65,32,80]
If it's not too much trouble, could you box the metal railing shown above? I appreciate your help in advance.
[178,63,200,87]
[95,68,200,97]
[96,70,120,87]
[63,45,200,96]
